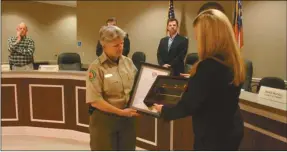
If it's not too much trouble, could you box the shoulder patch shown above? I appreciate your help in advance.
[89,70,96,81]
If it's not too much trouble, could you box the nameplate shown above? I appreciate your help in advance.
[258,86,287,104]
[1,64,11,71]
[38,65,59,72]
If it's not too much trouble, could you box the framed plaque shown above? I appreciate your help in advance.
[142,76,188,117]
[128,62,171,116]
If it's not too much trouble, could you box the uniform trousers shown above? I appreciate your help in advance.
[89,109,136,150]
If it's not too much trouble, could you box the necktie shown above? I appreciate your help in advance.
[168,38,173,52]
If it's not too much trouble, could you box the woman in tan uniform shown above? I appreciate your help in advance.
[86,25,139,150]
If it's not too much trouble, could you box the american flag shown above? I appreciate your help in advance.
[233,0,244,48]
[168,0,175,19]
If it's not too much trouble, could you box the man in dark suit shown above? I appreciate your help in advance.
[157,18,188,76]
[96,17,130,57]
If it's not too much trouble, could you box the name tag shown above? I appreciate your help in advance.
[104,74,113,78]
[1,64,11,71]
[38,65,59,72]
[258,86,286,104]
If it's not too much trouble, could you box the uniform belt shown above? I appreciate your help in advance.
[89,105,126,118]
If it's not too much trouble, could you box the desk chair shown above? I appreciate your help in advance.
[256,77,286,93]
[184,53,198,73]
[58,53,82,71]
[132,51,146,70]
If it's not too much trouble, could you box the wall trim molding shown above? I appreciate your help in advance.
[29,84,65,124]
[136,118,157,146]
[75,86,88,128]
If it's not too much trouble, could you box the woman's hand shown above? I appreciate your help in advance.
[180,73,190,78]
[153,104,163,113]
[163,64,171,68]
[120,108,140,117]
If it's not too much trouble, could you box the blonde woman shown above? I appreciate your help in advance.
[154,9,246,150]
[86,25,139,150]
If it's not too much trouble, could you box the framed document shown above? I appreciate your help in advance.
[143,76,188,117]
[128,62,171,116]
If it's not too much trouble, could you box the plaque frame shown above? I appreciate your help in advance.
[128,62,171,117]
[142,75,189,117]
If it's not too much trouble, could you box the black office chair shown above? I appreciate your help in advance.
[57,53,82,71]
[242,59,253,92]
[256,77,285,93]
[132,52,146,70]
[184,53,198,73]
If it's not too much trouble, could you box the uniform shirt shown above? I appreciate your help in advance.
[8,36,35,66]
[86,52,137,109]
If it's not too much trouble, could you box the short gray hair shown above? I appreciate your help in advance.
[99,26,126,44]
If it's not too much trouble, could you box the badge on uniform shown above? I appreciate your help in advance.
[89,70,96,81]
[104,74,113,78]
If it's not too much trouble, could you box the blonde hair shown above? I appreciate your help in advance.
[190,9,245,86]
[99,25,126,45]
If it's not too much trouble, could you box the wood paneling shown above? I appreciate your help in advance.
[136,115,155,142]
[1,77,286,150]
[173,117,194,150]
[157,118,171,150]
[240,99,286,117]
[1,85,17,120]
[77,88,89,126]
[30,85,64,122]
[240,127,287,150]
[241,110,287,137]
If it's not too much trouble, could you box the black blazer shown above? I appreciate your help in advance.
[161,57,244,149]
[96,34,130,57]
[157,34,188,76]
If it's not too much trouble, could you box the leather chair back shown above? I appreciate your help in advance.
[132,52,146,70]
[184,53,198,73]
[257,77,285,92]
[58,53,81,71]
